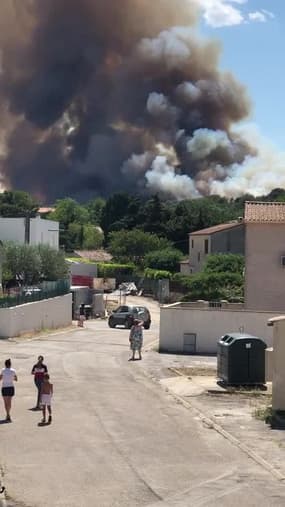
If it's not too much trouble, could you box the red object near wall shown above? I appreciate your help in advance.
[72,275,93,288]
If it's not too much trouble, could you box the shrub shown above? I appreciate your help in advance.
[144,248,183,272]
[97,263,136,278]
[144,268,172,280]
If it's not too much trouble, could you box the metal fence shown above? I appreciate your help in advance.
[0,280,70,308]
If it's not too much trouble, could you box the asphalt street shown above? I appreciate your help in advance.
[0,297,285,506]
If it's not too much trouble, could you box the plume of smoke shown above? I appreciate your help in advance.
[0,0,281,201]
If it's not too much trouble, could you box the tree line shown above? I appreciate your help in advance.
[1,187,285,255]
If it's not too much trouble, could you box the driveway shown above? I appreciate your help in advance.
[0,296,285,506]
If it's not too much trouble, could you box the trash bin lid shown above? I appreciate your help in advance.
[220,332,266,347]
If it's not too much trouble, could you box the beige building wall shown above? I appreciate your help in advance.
[0,294,72,339]
[159,303,279,354]
[245,223,285,311]
[189,234,211,273]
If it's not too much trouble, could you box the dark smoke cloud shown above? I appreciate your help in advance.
[0,0,269,201]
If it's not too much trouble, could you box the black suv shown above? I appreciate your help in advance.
[108,305,151,329]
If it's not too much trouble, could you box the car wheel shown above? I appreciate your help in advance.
[109,318,116,328]
[144,322,150,330]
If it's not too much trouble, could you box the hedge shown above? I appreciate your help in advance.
[144,268,172,280]
[97,263,136,278]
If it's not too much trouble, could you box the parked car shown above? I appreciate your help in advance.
[108,305,151,329]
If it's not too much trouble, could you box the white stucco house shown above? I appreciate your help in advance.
[0,215,59,249]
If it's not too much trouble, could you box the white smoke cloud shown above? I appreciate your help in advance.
[210,126,285,197]
[146,92,179,124]
[138,28,192,70]
[122,152,153,175]
[176,82,201,103]
[145,155,200,199]
[187,128,232,159]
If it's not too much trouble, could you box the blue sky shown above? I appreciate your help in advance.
[196,1,284,150]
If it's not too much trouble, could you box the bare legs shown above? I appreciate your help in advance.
[3,396,12,421]
[129,348,142,361]
[42,404,52,424]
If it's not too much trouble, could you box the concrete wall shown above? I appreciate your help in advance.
[0,294,72,339]
[30,216,59,249]
[189,234,211,272]
[245,223,285,312]
[0,218,25,243]
[0,216,59,249]
[69,263,98,277]
[159,303,281,354]
[211,225,245,256]
[180,261,192,275]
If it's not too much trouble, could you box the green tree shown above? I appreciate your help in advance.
[107,229,171,265]
[3,242,42,285]
[144,248,183,272]
[139,195,169,236]
[49,198,89,226]
[185,272,244,301]
[204,254,245,275]
[85,198,106,225]
[82,224,104,249]
[38,245,69,281]
[101,193,141,235]
[0,191,39,217]
[49,198,91,251]
[2,242,69,286]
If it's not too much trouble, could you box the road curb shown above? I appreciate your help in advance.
[145,366,285,482]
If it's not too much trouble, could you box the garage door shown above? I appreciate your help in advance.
[183,333,196,354]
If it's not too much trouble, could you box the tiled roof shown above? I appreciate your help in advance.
[74,250,113,262]
[190,221,243,236]
[245,201,285,223]
[38,207,55,214]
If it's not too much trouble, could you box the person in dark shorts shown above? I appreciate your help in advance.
[0,359,18,422]
[31,355,48,409]
[78,304,86,327]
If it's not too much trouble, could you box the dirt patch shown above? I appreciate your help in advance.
[9,325,77,342]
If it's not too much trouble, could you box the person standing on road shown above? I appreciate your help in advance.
[0,359,18,422]
[129,319,144,361]
[40,373,53,425]
[31,355,48,409]
[78,303,86,327]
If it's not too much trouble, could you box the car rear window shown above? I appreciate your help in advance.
[116,306,129,312]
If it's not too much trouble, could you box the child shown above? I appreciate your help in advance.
[40,373,53,424]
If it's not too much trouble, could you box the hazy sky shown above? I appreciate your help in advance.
[196,1,284,150]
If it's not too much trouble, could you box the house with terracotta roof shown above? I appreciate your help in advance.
[245,201,285,312]
[188,219,245,273]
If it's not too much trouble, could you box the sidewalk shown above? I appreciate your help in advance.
[140,348,285,483]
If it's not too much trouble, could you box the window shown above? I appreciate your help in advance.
[191,239,194,249]
[117,306,129,313]
[204,239,209,254]
[198,252,201,262]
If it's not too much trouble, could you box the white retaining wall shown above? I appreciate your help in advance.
[159,303,283,354]
[0,294,72,339]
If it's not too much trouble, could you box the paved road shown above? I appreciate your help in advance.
[0,297,285,506]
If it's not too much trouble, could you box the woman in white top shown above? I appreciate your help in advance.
[0,359,18,422]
